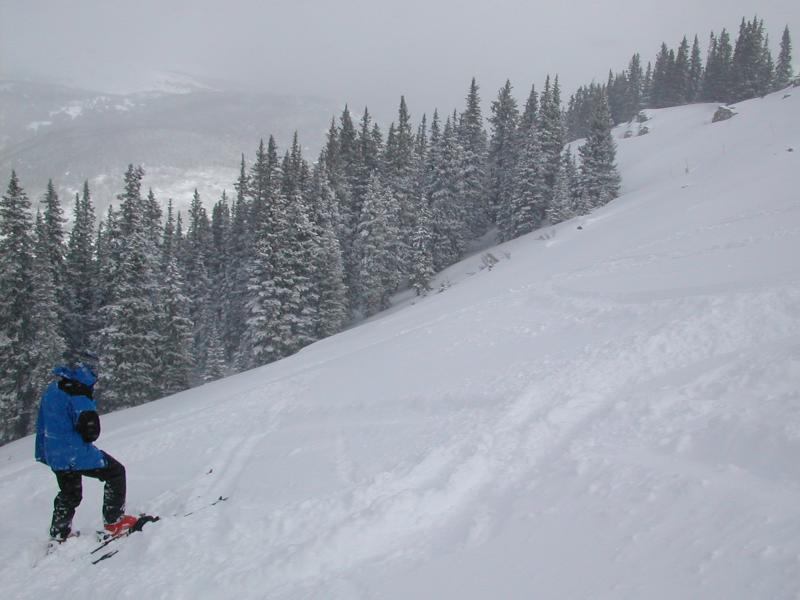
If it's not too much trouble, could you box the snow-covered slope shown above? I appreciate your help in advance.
[1,89,799,599]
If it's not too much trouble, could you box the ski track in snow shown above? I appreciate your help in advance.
[1,90,800,599]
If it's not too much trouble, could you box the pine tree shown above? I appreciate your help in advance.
[546,148,576,225]
[339,106,359,186]
[354,174,400,316]
[775,25,794,89]
[488,80,520,227]
[759,33,775,95]
[227,155,251,359]
[93,165,163,410]
[565,84,600,140]
[160,202,194,396]
[672,36,691,105]
[563,149,584,216]
[627,53,644,117]
[731,17,771,101]
[144,188,162,249]
[458,78,489,236]
[538,76,566,208]
[717,29,734,101]
[237,236,281,368]
[409,203,434,296]
[353,107,382,217]
[651,43,673,107]
[688,35,704,102]
[273,170,319,356]
[703,29,733,102]
[508,121,546,237]
[307,163,348,338]
[29,212,68,409]
[642,61,653,107]
[0,172,36,441]
[334,107,362,315]
[578,93,621,210]
[384,96,417,270]
[429,114,467,269]
[40,180,66,325]
[607,70,629,124]
[185,188,214,377]
[519,84,539,134]
[64,181,96,355]
[248,137,279,240]
[203,320,227,382]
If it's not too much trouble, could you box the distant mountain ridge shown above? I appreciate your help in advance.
[0,77,337,214]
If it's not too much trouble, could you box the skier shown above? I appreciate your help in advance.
[35,351,138,541]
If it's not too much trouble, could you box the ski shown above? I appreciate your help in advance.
[89,514,159,563]
[90,495,229,564]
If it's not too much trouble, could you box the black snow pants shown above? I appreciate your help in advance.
[50,451,126,539]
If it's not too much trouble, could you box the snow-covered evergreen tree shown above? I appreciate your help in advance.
[775,25,794,89]
[159,201,194,396]
[538,76,566,209]
[672,36,691,105]
[429,114,467,269]
[0,172,36,441]
[308,164,348,338]
[546,147,577,225]
[93,165,163,410]
[626,54,644,119]
[642,61,653,107]
[508,114,546,238]
[273,172,318,356]
[203,320,227,382]
[458,78,489,236]
[651,43,675,107]
[731,17,772,101]
[184,189,214,377]
[578,94,621,210]
[28,212,67,427]
[409,202,435,296]
[226,155,251,360]
[40,180,66,332]
[237,235,281,369]
[384,96,417,270]
[354,174,400,316]
[688,35,704,102]
[64,181,96,355]
[487,80,520,226]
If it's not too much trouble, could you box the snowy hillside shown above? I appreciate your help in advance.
[1,88,799,599]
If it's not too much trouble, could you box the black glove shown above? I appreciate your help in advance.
[76,411,101,442]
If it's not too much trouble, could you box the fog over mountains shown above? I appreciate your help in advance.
[0,72,337,214]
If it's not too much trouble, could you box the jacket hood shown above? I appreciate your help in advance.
[53,364,97,387]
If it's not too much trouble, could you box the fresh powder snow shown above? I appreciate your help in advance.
[1,88,799,599]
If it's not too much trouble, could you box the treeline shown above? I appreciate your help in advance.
[0,74,621,443]
[567,16,794,139]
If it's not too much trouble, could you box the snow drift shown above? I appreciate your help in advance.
[1,88,799,599]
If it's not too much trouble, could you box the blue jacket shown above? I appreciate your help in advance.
[35,365,106,471]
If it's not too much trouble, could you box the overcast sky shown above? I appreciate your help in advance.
[2,0,798,121]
